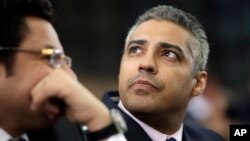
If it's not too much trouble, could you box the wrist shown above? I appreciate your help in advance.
[83,108,127,141]
[87,107,112,132]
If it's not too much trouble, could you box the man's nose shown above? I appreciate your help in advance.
[138,55,158,74]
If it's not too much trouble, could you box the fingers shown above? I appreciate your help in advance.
[30,69,67,112]
[42,100,61,120]
[29,68,112,129]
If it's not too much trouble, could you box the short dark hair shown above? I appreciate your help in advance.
[0,0,56,74]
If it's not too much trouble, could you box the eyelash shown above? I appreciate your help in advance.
[128,46,141,54]
[162,50,180,61]
[128,47,180,61]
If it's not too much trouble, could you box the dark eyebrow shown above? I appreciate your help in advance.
[126,40,184,57]
[127,40,148,47]
[159,42,184,55]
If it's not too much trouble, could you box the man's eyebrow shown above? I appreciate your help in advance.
[45,44,56,49]
[127,40,147,47]
[159,42,184,55]
[126,40,184,56]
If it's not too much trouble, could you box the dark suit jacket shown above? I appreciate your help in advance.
[27,118,84,141]
[102,91,226,141]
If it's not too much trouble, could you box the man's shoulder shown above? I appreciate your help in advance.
[183,122,225,141]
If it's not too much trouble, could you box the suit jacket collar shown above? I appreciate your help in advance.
[102,91,152,141]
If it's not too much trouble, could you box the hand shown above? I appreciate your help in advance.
[30,69,112,131]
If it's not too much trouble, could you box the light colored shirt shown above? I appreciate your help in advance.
[0,128,29,141]
[118,101,183,141]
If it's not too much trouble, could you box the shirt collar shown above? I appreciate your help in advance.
[0,128,29,141]
[118,101,183,141]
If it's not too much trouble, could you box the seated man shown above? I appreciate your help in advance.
[101,5,226,141]
[0,0,127,141]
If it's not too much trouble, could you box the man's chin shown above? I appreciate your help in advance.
[126,103,155,114]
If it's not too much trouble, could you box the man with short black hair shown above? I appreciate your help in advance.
[0,0,127,141]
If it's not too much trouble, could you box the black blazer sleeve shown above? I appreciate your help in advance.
[27,117,84,141]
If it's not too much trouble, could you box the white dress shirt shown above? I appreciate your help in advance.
[0,128,29,141]
[118,101,183,141]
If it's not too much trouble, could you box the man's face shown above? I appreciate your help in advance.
[0,16,75,131]
[119,20,206,116]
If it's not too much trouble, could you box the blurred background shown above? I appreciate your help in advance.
[50,0,250,140]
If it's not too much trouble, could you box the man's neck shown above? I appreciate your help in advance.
[133,111,183,135]
[118,101,185,135]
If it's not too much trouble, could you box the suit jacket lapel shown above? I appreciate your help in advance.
[102,91,152,141]
[182,126,190,141]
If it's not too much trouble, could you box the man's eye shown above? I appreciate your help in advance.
[128,47,142,54]
[163,50,178,59]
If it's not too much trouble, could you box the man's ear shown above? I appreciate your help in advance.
[0,63,7,85]
[191,71,207,97]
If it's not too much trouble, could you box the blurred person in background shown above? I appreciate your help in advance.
[186,72,231,141]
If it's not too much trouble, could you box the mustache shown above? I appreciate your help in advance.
[127,71,164,90]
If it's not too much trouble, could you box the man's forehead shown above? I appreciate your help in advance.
[20,16,64,51]
[128,20,191,49]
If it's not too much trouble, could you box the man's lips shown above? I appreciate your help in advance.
[130,79,160,90]
[127,72,164,91]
